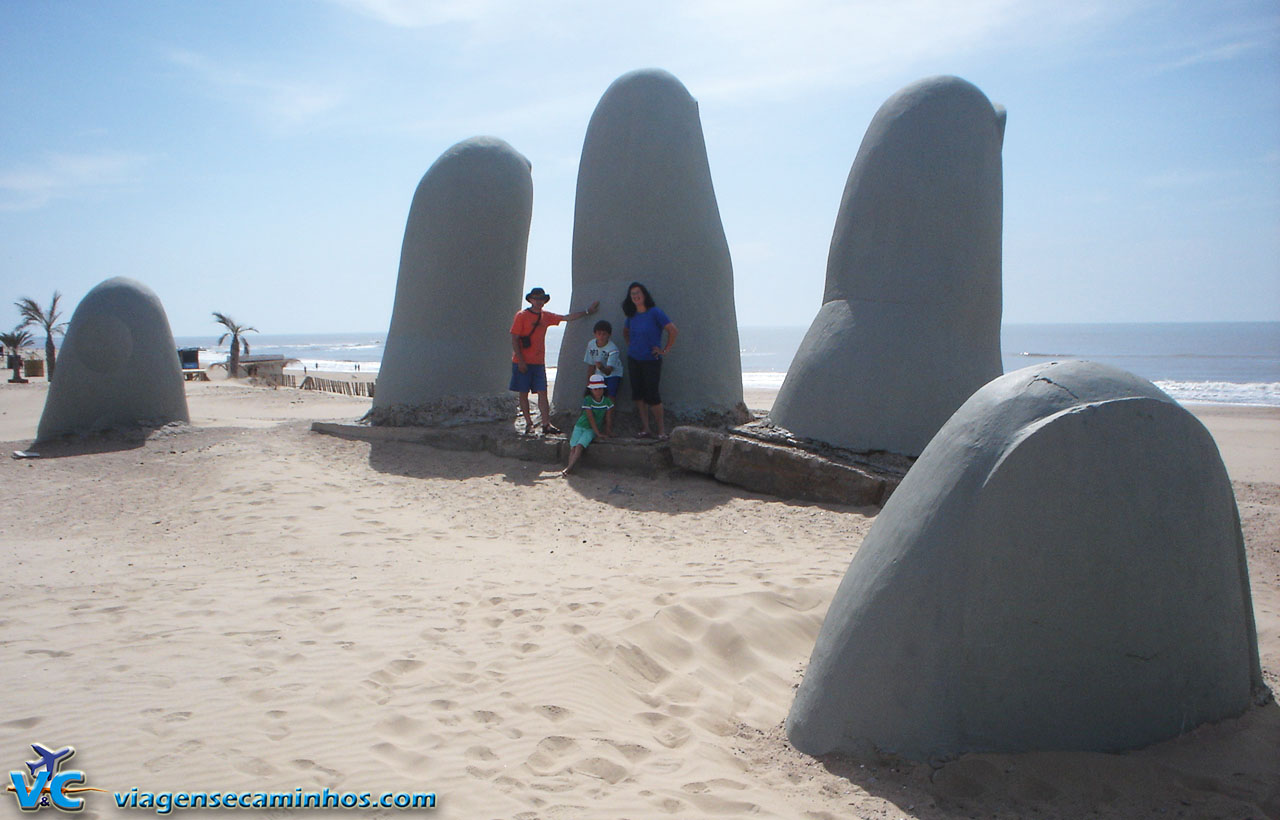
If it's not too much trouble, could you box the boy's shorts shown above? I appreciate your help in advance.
[604,376,622,398]
[570,425,595,449]
[509,363,548,393]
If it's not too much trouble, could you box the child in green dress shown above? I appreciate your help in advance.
[561,373,613,476]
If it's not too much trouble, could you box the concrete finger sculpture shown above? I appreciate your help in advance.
[552,69,746,423]
[770,76,1006,456]
[36,277,189,442]
[787,360,1267,760]
[370,136,533,426]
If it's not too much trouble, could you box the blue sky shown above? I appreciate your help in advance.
[2,0,1277,337]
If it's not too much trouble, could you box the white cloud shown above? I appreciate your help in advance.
[167,49,349,129]
[678,0,1140,101]
[1152,36,1273,74]
[326,0,1137,104]
[0,152,149,212]
[328,0,501,27]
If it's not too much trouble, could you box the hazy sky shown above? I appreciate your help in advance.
[2,0,1277,337]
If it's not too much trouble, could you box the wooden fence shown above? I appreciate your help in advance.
[285,374,376,398]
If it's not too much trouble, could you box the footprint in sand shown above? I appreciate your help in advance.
[683,793,761,815]
[290,759,343,779]
[606,741,651,762]
[525,736,579,775]
[612,643,671,685]
[143,753,185,773]
[231,755,277,777]
[465,746,498,761]
[535,704,570,722]
[635,712,692,749]
[653,796,685,813]
[375,713,427,737]
[570,756,629,785]
[683,778,748,793]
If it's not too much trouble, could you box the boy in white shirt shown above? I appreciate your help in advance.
[584,320,623,436]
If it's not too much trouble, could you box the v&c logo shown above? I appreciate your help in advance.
[7,744,103,812]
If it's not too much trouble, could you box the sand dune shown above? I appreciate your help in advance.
[1,380,1276,819]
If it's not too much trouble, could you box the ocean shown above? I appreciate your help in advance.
[175,321,1280,407]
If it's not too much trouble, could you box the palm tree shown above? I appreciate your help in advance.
[212,312,257,377]
[15,292,66,380]
[0,326,34,382]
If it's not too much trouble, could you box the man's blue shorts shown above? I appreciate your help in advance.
[604,376,622,398]
[509,363,548,393]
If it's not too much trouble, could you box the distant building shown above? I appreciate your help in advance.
[236,354,298,383]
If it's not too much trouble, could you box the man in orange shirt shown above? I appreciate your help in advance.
[511,287,599,435]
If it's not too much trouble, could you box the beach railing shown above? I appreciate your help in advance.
[292,374,376,398]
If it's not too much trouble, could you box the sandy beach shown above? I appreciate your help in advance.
[2,378,1277,819]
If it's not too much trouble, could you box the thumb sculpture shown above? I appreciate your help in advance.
[787,360,1267,760]
[770,76,1006,456]
[370,136,533,426]
[552,68,746,423]
[36,277,189,442]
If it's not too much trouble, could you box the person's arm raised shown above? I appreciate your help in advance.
[564,301,600,321]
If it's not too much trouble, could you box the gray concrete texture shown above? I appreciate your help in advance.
[787,360,1266,760]
[771,75,1006,456]
[372,136,532,419]
[552,69,744,420]
[36,277,189,442]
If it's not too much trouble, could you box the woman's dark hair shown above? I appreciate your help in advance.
[592,319,612,334]
[621,281,656,317]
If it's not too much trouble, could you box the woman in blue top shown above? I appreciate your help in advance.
[621,281,678,439]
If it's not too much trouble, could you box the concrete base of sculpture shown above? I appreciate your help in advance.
[364,394,513,428]
[553,402,750,437]
[36,277,189,443]
[788,360,1267,760]
[313,420,675,477]
[311,418,903,503]
[668,425,902,507]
